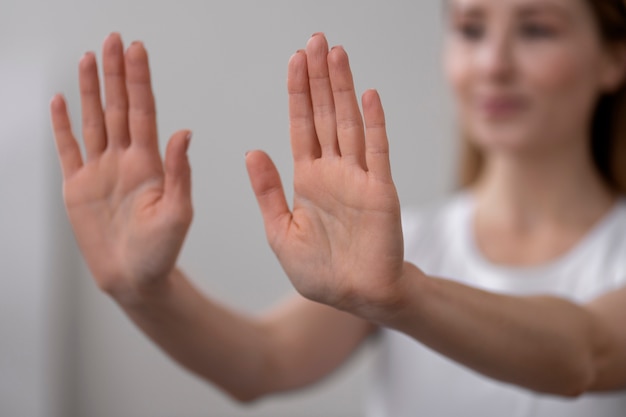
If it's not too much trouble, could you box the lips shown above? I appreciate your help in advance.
[478,96,527,118]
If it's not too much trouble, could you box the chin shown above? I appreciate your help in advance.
[467,123,546,155]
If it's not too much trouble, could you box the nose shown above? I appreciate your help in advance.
[476,29,516,83]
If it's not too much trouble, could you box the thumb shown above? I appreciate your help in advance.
[245,150,291,248]
[164,130,193,214]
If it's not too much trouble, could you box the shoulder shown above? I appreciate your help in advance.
[597,198,626,285]
[605,197,626,236]
[591,198,626,259]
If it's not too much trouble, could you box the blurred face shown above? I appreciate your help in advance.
[444,0,620,156]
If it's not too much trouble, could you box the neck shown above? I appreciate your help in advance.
[471,140,617,229]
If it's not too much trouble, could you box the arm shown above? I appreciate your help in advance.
[50,33,372,402]
[244,33,626,397]
[121,268,373,402]
[384,263,626,397]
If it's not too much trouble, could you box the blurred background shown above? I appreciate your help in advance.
[0,1,456,416]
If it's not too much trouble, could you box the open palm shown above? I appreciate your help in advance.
[50,34,192,299]
[246,34,405,314]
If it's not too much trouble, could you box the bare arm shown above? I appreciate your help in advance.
[381,263,626,397]
[243,33,626,397]
[50,33,372,402]
[121,268,372,402]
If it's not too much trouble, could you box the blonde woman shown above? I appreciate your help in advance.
[50,0,626,415]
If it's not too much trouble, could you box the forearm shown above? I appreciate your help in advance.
[371,262,616,397]
[114,268,277,402]
[113,267,373,401]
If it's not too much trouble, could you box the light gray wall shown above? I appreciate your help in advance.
[0,56,49,417]
[2,1,456,416]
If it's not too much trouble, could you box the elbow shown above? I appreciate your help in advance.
[221,380,274,404]
[528,347,596,398]
[554,358,596,398]
[227,390,264,404]
[221,384,269,404]
[559,382,588,399]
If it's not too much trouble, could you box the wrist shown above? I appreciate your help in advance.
[346,262,428,325]
[108,268,179,310]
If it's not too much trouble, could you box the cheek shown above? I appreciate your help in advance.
[525,51,585,95]
[522,44,601,118]
[444,46,473,111]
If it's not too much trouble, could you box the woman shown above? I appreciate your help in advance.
[50,0,626,415]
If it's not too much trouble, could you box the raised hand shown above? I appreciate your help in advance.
[50,34,192,301]
[246,34,405,317]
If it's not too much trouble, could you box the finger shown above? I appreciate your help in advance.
[102,32,130,148]
[50,94,83,179]
[79,52,107,160]
[328,46,366,168]
[362,90,392,181]
[125,41,158,150]
[306,33,339,157]
[288,50,321,162]
[164,130,193,219]
[245,150,292,249]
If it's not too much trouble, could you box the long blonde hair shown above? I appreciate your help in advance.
[458,0,626,193]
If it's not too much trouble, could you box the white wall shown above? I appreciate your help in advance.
[1,1,456,416]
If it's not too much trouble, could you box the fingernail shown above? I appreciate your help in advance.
[311,32,324,38]
[245,151,250,158]
[79,51,94,63]
[106,33,122,51]
[50,94,64,108]
[185,132,192,151]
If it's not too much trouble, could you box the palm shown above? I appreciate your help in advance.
[292,160,402,306]
[65,150,164,281]
[246,34,404,312]
[51,34,192,297]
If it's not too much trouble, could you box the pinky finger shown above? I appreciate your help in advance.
[362,90,392,181]
[50,94,83,179]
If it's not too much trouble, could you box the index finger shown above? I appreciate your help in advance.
[288,50,320,163]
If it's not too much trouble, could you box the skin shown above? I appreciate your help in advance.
[445,0,626,266]
[447,0,622,155]
[50,0,626,404]
[50,34,374,402]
